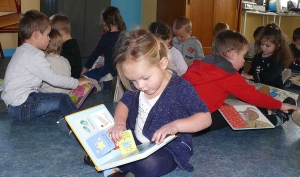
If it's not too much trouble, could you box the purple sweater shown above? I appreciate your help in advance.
[120,73,209,171]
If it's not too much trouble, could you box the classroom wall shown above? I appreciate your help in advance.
[240,12,300,44]
[141,0,157,28]
[0,0,40,56]
[111,0,142,31]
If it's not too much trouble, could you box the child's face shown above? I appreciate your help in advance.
[260,38,276,57]
[122,58,170,98]
[173,28,191,43]
[37,25,51,50]
[101,21,109,32]
[293,39,300,51]
[229,47,248,70]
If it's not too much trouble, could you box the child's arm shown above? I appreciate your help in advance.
[78,77,90,86]
[82,36,105,75]
[194,39,204,60]
[107,101,129,142]
[152,112,211,143]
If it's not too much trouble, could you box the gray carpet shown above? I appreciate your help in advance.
[0,57,300,177]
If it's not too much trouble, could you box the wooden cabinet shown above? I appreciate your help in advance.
[156,0,242,55]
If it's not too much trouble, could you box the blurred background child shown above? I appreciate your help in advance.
[242,23,293,89]
[148,21,188,75]
[289,27,300,73]
[41,29,71,94]
[51,14,82,79]
[81,6,126,84]
[213,22,229,37]
[172,16,204,65]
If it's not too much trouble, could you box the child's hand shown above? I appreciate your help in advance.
[241,73,253,80]
[107,124,126,143]
[78,77,90,86]
[152,122,178,143]
[95,62,104,68]
[280,103,299,113]
[81,67,89,76]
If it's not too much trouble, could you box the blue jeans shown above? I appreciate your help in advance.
[84,66,117,81]
[8,92,77,122]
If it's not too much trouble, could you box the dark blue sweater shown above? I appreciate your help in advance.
[84,31,120,71]
[120,74,209,172]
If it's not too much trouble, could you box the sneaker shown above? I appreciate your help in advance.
[276,97,296,123]
[108,172,135,177]
[57,118,70,132]
[292,111,300,127]
[81,151,94,167]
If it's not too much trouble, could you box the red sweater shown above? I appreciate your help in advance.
[182,55,282,112]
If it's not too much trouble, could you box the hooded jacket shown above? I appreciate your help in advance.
[182,55,282,113]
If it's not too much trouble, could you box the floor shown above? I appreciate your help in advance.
[0,57,300,177]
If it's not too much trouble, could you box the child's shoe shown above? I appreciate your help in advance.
[292,111,300,127]
[107,172,135,177]
[81,151,94,167]
[275,97,296,124]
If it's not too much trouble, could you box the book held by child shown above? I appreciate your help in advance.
[65,104,176,171]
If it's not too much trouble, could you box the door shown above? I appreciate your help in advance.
[186,0,214,55]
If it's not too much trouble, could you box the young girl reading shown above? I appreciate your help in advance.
[81,6,126,82]
[242,23,293,89]
[41,29,72,94]
[148,21,188,75]
[82,28,212,177]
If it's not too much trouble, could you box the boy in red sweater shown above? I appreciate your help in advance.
[183,30,299,130]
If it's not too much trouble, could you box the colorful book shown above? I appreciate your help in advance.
[65,104,176,171]
[290,73,300,86]
[219,99,275,130]
[0,79,3,92]
[247,80,299,102]
[68,83,94,109]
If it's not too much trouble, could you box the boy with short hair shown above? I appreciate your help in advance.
[50,14,82,79]
[183,30,299,129]
[289,27,300,73]
[213,22,229,37]
[1,10,89,125]
[172,16,204,65]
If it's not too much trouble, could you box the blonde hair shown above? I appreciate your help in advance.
[213,22,229,37]
[114,28,174,91]
[173,16,192,32]
[45,29,63,55]
[50,14,71,34]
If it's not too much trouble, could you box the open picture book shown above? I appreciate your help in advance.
[68,83,95,109]
[247,80,299,102]
[219,99,275,130]
[65,104,176,171]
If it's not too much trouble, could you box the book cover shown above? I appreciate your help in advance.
[0,79,3,92]
[69,83,94,109]
[65,104,176,172]
[247,80,299,102]
[219,99,275,130]
[290,73,300,86]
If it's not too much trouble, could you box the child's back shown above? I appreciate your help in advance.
[41,29,72,94]
[50,14,82,79]
[172,16,204,65]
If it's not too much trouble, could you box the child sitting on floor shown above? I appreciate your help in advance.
[50,14,82,79]
[1,10,89,126]
[41,29,72,94]
[81,28,212,177]
[172,16,204,65]
[183,30,299,130]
